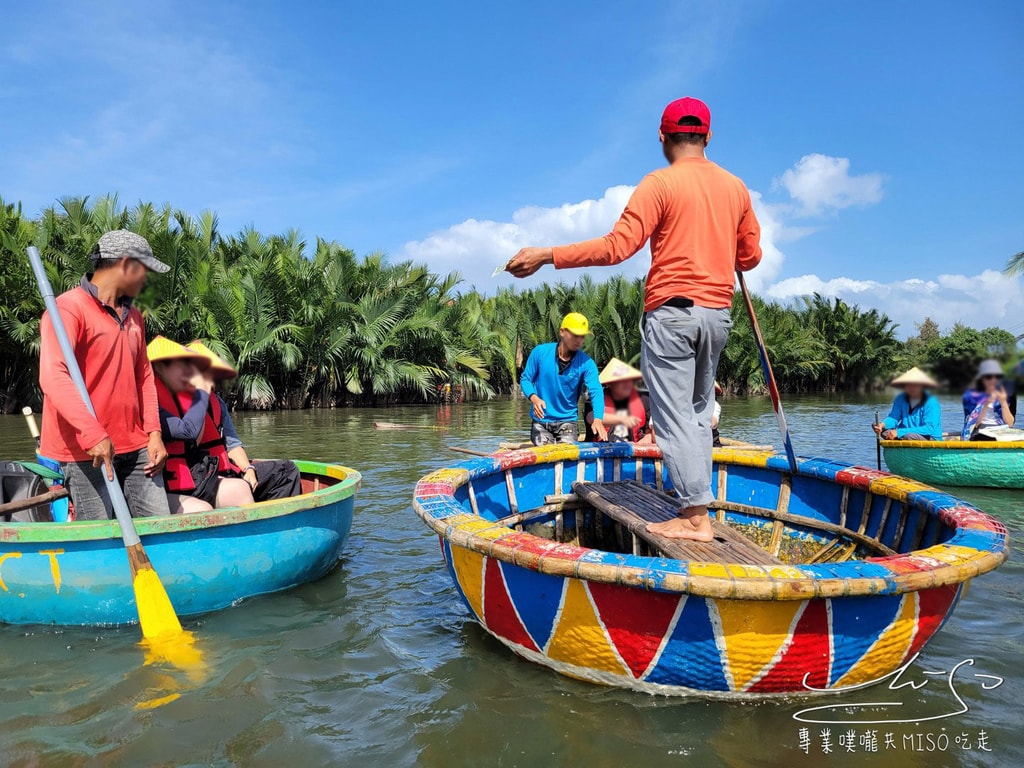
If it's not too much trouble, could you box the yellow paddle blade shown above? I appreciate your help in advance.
[142,630,207,680]
[133,566,184,640]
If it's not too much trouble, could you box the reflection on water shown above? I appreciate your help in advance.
[0,395,1020,767]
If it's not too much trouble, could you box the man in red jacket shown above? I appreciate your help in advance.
[506,98,762,541]
[39,230,171,520]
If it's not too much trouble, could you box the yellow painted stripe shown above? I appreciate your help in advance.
[835,592,917,688]
[920,544,986,565]
[546,580,627,677]
[716,600,803,690]
[449,546,485,620]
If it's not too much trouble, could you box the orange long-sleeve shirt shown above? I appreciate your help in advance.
[39,283,159,462]
[552,157,762,311]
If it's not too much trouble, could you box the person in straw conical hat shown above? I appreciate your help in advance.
[873,366,943,441]
[186,341,303,502]
[148,336,256,514]
[585,358,653,444]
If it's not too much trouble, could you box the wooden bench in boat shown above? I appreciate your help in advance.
[572,480,784,566]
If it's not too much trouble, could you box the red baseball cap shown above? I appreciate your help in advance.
[661,97,711,135]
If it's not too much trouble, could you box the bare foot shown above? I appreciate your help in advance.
[647,506,714,542]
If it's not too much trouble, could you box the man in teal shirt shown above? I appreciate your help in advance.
[872,367,943,441]
[520,313,608,445]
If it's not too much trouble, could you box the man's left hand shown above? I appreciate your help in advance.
[507,247,554,278]
[592,418,608,441]
[144,433,167,476]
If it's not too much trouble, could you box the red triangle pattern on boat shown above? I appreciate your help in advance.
[588,581,681,678]
[483,558,539,652]
[748,599,830,693]
[907,584,960,659]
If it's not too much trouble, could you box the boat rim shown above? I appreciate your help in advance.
[881,439,1024,450]
[0,460,360,544]
[413,443,1008,601]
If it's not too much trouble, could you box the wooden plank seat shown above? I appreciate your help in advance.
[572,480,784,566]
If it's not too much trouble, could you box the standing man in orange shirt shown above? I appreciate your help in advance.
[39,230,171,520]
[506,97,762,541]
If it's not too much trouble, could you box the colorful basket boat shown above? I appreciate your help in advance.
[882,438,1024,489]
[0,461,359,627]
[413,443,1008,697]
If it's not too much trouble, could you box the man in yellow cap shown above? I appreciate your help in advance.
[520,313,607,445]
[585,358,652,443]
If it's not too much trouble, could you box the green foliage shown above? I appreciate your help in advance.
[913,323,1019,389]
[0,196,1017,411]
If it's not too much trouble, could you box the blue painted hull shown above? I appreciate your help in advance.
[0,462,359,626]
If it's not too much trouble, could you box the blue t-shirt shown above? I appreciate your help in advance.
[882,392,943,439]
[520,343,604,423]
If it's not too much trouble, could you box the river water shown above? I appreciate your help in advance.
[0,395,1020,767]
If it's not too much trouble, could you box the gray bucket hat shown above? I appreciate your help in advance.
[975,359,1004,384]
[92,230,170,273]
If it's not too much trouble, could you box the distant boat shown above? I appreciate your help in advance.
[882,436,1024,489]
[413,443,1007,697]
[0,461,360,627]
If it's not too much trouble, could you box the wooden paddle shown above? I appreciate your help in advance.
[22,406,41,448]
[0,487,68,517]
[27,246,185,642]
[736,271,798,473]
[448,446,494,458]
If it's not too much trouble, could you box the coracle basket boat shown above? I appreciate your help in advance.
[0,461,360,627]
[882,438,1024,489]
[413,443,1008,697]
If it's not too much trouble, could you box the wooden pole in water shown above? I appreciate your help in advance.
[874,410,882,471]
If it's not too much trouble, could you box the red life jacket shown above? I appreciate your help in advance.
[155,378,196,493]
[196,394,239,474]
[601,389,647,442]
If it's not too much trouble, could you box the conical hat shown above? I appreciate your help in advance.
[188,340,238,380]
[147,336,209,366]
[599,358,642,385]
[890,366,937,388]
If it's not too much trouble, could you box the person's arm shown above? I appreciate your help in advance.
[920,397,944,439]
[506,175,665,277]
[133,314,167,475]
[520,348,547,420]
[220,400,257,487]
[735,191,763,272]
[39,304,107,449]
[582,362,607,440]
[998,387,1015,427]
[158,390,210,441]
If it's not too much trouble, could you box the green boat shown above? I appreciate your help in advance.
[882,438,1024,489]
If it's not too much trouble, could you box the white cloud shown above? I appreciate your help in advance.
[766,270,1024,338]
[774,154,885,216]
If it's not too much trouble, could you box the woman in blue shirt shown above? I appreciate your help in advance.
[873,367,943,441]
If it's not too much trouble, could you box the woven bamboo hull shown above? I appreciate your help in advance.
[883,440,1024,489]
[413,443,1008,697]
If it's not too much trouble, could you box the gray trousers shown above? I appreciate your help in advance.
[531,421,579,446]
[62,448,171,521]
[641,305,732,508]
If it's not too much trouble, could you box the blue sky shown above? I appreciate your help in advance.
[2,0,1022,337]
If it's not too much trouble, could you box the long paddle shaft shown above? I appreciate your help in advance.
[874,410,882,470]
[26,246,183,640]
[736,271,798,473]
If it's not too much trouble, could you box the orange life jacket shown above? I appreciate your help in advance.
[601,389,647,443]
[155,378,196,493]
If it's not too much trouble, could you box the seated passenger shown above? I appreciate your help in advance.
[962,359,1015,441]
[585,358,653,444]
[147,337,255,513]
[188,340,303,500]
[874,367,942,441]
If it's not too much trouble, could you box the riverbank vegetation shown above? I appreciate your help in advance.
[1,196,1018,411]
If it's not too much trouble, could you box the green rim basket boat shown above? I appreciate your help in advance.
[413,443,1008,698]
[882,438,1024,489]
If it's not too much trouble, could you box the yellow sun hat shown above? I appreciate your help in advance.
[560,312,591,336]
[188,340,239,381]
[599,358,642,385]
[147,336,209,367]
